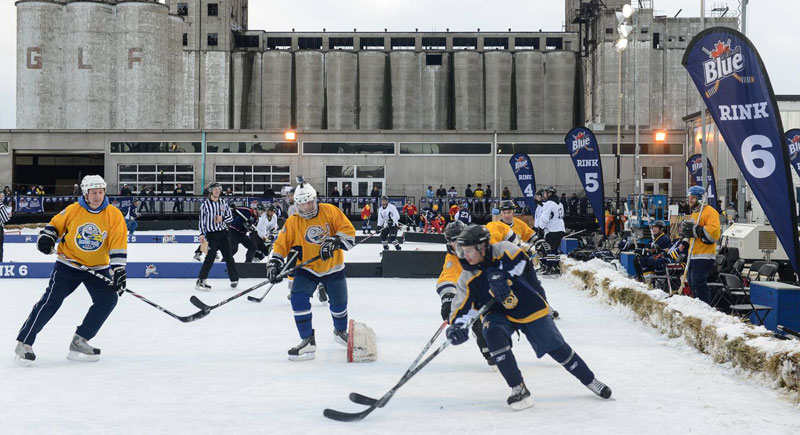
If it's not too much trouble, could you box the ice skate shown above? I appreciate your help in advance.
[13,342,35,367]
[230,280,238,289]
[383,244,389,251]
[333,329,348,346]
[195,279,211,291]
[67,334,101,362]
[394,244,401,250]
[288,332,316,361]
[192,252,202,262]
[586,378,612,399]
[507,382,533,410]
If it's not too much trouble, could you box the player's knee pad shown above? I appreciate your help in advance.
[482,322,513,353]
[549,343,574,365]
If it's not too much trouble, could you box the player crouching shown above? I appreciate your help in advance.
[446,225,611,409]
[14,175,127,366]
[266,177,356,361]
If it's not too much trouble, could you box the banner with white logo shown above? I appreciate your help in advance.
[786,129,800,179]
[685,154,720,212]
[564,127,605,235]
[509,153,538,217]
[683,27,800,274]
[15,195,44,213]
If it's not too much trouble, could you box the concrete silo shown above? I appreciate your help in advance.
[231,51,256,129]
[16,0,65,129]
[115,0,170,129]
[167,13,185,128]
[514,51,544,131]
[420,52,449,130]
[389,51,420,130]
[325,51,358,130]
[453,51,484,130]
[295,51,325,130]
[357,51,387,130]
[484,51,512,131]
[543,51,576,133]
[200,50,231,129]
[261,51,293,130]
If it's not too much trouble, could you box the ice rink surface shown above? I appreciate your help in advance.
[3,271,800,434]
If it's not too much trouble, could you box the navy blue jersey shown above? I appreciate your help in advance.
[651,232,671,252]
[230,207,255,233]
[450,241,550,325]
[456,208,472,224]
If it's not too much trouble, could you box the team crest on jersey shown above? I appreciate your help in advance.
[701,39,754,97]
[75,223,107,251]
[788,135,800,160]
[501,291,519,310]
[305,224,332,245]
[513,156,529,174]
[445,261,454,269]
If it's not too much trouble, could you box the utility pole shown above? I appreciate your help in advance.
[738,0,749,221]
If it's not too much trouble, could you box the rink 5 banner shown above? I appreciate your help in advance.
[564,127,605,235]
[684,154,720,212]
[509,153,537,216]
[683,27,800,275]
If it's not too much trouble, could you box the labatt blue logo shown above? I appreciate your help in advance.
[570,131,593,156]
[702,39,754,97]
[75,223,107,251]
[513,155,529,173]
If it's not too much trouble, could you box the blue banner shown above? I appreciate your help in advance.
[15,195,44,213]
[509,153,537,216]
[683,27,800,275]
[564,127,605,235]
[786,129,800,179]
[685,154,720,212]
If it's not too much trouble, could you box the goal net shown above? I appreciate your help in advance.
[347,319,377,363]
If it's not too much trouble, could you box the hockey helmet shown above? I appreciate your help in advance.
[433,204,439,211]
[535,189,544,197]
[457,225,491,248]
[544,186,557,197]
[499,200,515,211]
[651,220,666,230]
[381,195,389,204]
[80,175,106,196]
[687,185,705,200]
[206,181,222,193]
[294,176,318,219]
[255,202,267,212]
[444,220,467,243]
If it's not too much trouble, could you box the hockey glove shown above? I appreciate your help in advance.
[534,239,551,256]
[440,293,455,321]
[319,236,342,261]
[266,258,284,284]
[36,227,57,255]
[680,220,696,239]
[446,324,469,345]
[111,266,127,296]
[487,268,515,306]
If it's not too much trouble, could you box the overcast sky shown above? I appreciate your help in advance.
[0,0,797,128]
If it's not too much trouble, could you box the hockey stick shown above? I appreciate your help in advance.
[78,266,209,323]
[349,321,448,407]
[673,195,707,296]
[778,325,800,340]
[324,301,495,422]
[246,250,300,303]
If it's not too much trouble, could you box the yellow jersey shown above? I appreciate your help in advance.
[688,205,720,260]
[273,203,356,277]
[486,220,515,244]
[436,252,462,298]
[48,199,127,269]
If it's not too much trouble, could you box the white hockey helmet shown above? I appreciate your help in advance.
[80,175,107,196]
[294,176,318,219]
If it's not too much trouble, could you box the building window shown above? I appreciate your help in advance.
[298,37,322,50]
[400,143,492,155]
[605,28,613,34]
[497,143,566,155]
[545,37,563,50]
[182,33,188,46]
[266,37,292,50]
[207,3,218,16]
[653,33,661,49]
[483,37,508,50]
[214,165,291,195]
[303,142,395,155]
[0,142,8,153]
[177,3,188,16]
[514,37,539,50]
[421,37,446,50]
[452,37,477,50]
[208,33,218,47]
[206,141,298,154]
[425,54,442,66]
[118,164,194,195]
[234,34,261,48]
[359,37,385,50]
[390,37,415,50]
[329,37,354,50]
[110,142,202,153]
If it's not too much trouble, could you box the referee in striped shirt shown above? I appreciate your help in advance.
[0,191,10,262]
[196,182,239,291]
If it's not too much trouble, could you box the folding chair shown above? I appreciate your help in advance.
[719,273,773,325]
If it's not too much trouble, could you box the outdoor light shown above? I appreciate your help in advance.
[654,131,667,142]
[622,4,634,19]
[284,130,296,141]
[618,24,632,38]
[615,38,628,52]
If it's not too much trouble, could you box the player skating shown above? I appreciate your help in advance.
[538,187,566,275]
[266,177,356,360]
[228,202,260,263]
[446,225,612,409]
[377,196,401,251]
[14,175,127,366]
[255,203,279,257]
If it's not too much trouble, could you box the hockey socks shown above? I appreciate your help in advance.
[485,326,523,387]
[291,292,314,339]
[548,343,595,385]
[329,303,348,333]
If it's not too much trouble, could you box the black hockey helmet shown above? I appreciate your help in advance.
[535,189,544,196]
[206,181,222,192]
[544,186,557,196]
[444,220,467,243]
[651,220,666,230]
[255,202,267,212]
[268,204,276,212]
[456,225,491,250]
[499,200,515,211]
[381,195,389,202]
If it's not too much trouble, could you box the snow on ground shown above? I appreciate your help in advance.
[2,274,800,434]
[1,235,444,263]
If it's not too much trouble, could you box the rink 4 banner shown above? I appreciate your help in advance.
[685,154,720,212]
[683,27,800,275]
[786,129,800,179]
[509,153,538,216]
[564,127,605,235]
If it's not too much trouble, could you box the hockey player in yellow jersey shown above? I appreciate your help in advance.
[437,220,496,368]
[15,175,127,367]
[267,177,356,361]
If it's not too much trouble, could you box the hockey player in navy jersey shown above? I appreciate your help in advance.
[446,225,611,409]
[456,202,472,224]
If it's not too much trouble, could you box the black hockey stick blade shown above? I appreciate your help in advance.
[247,294,266,302]
[323,405,377,422]
[189,295,213,311]
[349,392,379,406]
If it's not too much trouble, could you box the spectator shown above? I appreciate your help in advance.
[224,187,234,196]
[485,184,492,198]
[24,185,34,195]
[425,186,435,199]
[125,200,142,235]
[35,185,45,195]
[465,184,473,198]
[3,186,13,206]
[331,186,341,197]
[342,184,353,215]
[501,186,512,200]
[579,195,588,217]
[560,193,568,209]
[473,184,485,214]
[436,184,447,199]
[0,190,10,262]
[173,183,187,213]
[447,186,458,203]
[119,184,133,196]
[568,193,579,217]
[140,185,155,213]
[72,184,81,196]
